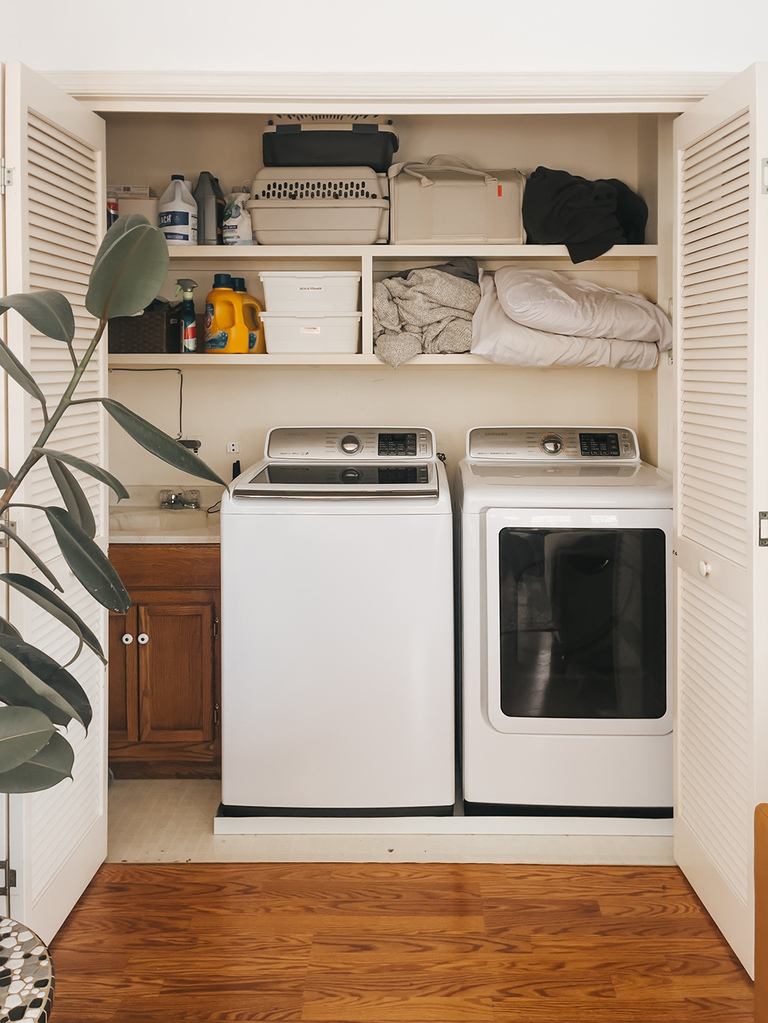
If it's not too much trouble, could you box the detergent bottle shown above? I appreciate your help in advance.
[204,273,236,352]
[175,278,198,353]
[231,277,266,354]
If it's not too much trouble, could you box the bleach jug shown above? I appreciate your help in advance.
[175,278,199,353]
[158,175,197,245]
[231,277,265,353]
[204,273,237,352]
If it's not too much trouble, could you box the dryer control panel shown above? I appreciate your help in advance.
[468,427,638,461]
[267,426,434,459]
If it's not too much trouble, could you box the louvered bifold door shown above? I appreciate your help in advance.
[674,63,768,977]
[3,62,107,941]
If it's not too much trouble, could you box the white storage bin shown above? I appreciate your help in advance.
[260,312,361,354]
[259,271,361,312]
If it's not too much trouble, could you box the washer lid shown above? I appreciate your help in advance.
[232,460,439,499]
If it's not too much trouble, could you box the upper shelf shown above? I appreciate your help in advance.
[164,244,658,260]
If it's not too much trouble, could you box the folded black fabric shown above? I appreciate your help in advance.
[522,167,647,263]
[386,256,479,284]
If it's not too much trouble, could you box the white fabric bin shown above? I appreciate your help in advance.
[388,155,525,244]
[259,271,361,312]
[260,312,361,353]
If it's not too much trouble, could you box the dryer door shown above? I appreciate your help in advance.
[484,507,673,736]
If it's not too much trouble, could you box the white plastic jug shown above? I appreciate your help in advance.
[158,175,198,245]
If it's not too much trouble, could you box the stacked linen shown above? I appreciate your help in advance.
[471,267,672,371]
[373,259,481,367]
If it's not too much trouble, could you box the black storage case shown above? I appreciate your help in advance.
[263,121,399,174]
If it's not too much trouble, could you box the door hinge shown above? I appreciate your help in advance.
[0,860,17,897]
[213,702,220,727]
[763,159,768,194]
[760,511,768,546]
[0,159,13,195]
[213,617,219,640]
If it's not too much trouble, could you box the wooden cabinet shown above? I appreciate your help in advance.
[108,544,221,778]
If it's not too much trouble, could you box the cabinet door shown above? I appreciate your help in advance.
[108,607,139,743]
[137,599,216,744]
[674,61,768,977]
[2,62,107,942]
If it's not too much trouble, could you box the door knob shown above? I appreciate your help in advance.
[121,634,133,645]
[137,633,149,645]
[698,561,711,578]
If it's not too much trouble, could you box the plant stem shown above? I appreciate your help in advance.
[0,320,107,517]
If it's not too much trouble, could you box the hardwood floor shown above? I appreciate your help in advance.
[49,862,753,1022]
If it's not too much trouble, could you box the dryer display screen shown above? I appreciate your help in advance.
[579,432,620,456]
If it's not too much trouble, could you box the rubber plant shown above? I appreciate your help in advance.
[0,215,226,792]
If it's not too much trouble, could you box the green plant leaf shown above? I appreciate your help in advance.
[0,467,12,488]
[0,634,90,729]
[0,573,106,665]
[43,506,131,613]
[100,399,226,485]
[0,291,75,342]
[0,337,48,406]
[0,617,22,639]
[46,455,96,539]
[33,447,129,501]
[0,731,75,793]
[0,525,62,591]
[86,215,169,320]
[0,706,55,774]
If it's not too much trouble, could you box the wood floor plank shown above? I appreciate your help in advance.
[46,862,753,1023]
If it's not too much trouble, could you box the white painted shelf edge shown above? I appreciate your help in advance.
[108,352,493,367]
[165,243,658,259]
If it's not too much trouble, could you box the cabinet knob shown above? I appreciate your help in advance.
[121,634,133,645]
[698,561,711,578]
[137,633,149,645]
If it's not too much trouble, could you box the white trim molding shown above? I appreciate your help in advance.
[41,71,731,114]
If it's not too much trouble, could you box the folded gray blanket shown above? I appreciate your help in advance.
[373,267,481,367]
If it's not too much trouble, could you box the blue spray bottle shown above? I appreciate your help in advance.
[175,278,198,353]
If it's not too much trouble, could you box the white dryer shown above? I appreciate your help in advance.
[456,426,673,815]
[220,427,455,817]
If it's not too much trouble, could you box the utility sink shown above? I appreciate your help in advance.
[109,502,221,543]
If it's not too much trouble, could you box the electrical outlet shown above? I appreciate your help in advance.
[227,442,240,454]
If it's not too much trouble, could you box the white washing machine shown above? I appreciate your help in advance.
[220,426,455,817]
[456,426,673,815]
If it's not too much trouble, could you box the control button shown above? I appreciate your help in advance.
[339,433,361,455]
[340,467,361,482]
[539,434,564,456]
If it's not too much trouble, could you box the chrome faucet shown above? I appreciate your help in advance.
[159,490,201,509]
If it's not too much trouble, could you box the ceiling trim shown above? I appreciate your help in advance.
[41,70,731,114]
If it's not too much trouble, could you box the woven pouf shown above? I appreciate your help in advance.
[0,919,54,1023]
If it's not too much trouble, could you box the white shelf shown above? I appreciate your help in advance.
[166,243,657,260]
[108,352,494,368]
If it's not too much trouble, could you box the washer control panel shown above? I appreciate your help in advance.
[267,427,434,459]
[468,427,638,461]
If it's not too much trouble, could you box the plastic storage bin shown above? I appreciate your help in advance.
[247,166,389,244]
[259,271,361,312]
[260,312,361,353]
[388,156,525,244]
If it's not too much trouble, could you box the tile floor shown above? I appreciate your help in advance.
[107,779,676,865]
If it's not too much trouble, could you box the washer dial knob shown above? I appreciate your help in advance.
[339,433,361,455]
[540,433,564,456]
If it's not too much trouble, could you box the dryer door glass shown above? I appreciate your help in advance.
[498,528,666,720]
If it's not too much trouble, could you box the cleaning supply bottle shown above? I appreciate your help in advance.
[193,171,225,245]
[175,278,199,353]
[204,273,236,352]
[231,277,266,354]
[158,175,198,245]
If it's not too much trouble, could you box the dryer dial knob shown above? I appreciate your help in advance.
[340,433,361,455]
[540,434,564,456]
[340,467,361,482]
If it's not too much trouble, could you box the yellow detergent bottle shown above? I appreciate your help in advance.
[204,273,240,353]
[231,277,266,354]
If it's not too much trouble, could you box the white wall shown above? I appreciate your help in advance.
[2,0,768,74]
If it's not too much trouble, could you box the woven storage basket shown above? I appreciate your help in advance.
[108,306,181,354]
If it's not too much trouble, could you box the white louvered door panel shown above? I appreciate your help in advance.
[3,62,107,942]
[674,63,768,977]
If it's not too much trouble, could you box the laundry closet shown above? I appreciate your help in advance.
[2,62,767,975]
